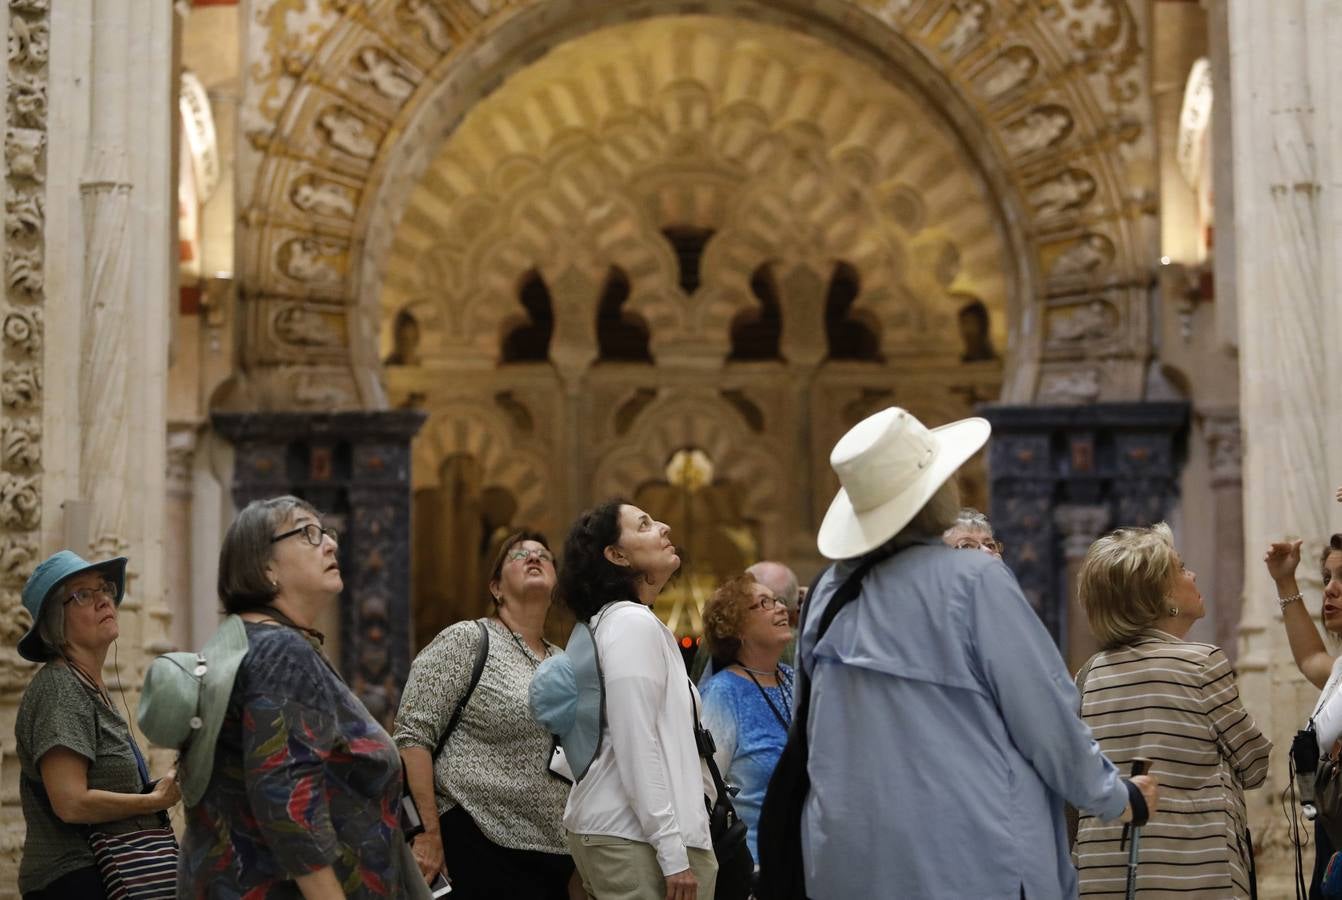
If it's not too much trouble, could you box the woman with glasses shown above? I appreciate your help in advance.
[394,530,575,899]
[942,507,1003,558]
[699,572,794,865]
[179,495,425,898]
[14,551,182,898]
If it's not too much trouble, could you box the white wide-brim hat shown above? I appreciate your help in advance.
[818,407,991,560]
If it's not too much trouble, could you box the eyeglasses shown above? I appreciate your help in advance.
[954,537,1003,556]
[748,596,781,612]
[507,547,554,565]
[65,580,117,607]
[271,523,339,547]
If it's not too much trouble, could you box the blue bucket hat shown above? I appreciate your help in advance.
[18,550,128,662]
[528,622,604,782]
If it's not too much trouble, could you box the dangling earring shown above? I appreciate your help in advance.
[1168,605,1179,617]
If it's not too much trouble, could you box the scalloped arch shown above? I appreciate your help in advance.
[235,0,1154,409]
[411,405,552,531]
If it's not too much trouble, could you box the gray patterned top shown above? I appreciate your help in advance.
[393,617,569,854]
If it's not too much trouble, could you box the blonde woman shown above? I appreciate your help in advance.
[1075,523,1271,898]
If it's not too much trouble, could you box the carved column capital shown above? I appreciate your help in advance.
[1203,413,1242,487]
[1054,504,1110,561]
[166,426,198,499]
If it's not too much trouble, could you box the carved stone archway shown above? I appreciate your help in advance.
[233,0,1156,411]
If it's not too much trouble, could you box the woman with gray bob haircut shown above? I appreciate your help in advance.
[177,495,430,898]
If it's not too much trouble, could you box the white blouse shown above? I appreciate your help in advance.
[563,601,713,876]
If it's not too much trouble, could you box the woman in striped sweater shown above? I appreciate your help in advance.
[1073,523,1271,898]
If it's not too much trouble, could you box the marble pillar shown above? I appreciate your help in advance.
[212,411,425,732]
[1222,0,1342,869]
[1054,504,1110,672]
[981,403,1189,656]
[1203,413,1244,660]
[0,0,177,891]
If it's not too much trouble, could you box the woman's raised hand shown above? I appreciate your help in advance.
[1265,540,1303,585]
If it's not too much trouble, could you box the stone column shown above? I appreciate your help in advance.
[1203,413,1244,660]
[981,402,1189,654]
[1222,0,1342,872]
[1054,504,1109,672]
[212,411,425,732]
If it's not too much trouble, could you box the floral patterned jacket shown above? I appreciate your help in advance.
[179,621,409,898]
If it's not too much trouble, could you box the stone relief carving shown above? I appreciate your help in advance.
[279,238,344,284]
[352,48,415,102]
[1038,368,1101,403]
[6,127,44,181]
[274,305,342,346]
[400,0,454,54]
[0,473,39,529]
[977,47,1038,99]
[0,417,39,470]
[940,1,989,58]
[1046,299,1118,344]
[1054,504,1110,560]
[5,188,41,239]
[7,68,44,127]
[1204,415,1242,484]
[1,364,39,408]
[292,372,354,408]
[0,534,36,581]
[2,306,41,355]
[8,15,47,67]
[317,107,378,159]
[7,244,42,297]
[1049,234,1115,277]
[1002,105,1073,157]
[291,177,356,218]
[1029,168,1096,217]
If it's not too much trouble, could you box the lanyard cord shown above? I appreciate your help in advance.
[737,663,793,731]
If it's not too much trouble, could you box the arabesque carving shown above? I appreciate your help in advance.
[235,0,1155,408]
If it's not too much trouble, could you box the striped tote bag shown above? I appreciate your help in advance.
[87,825,178,900]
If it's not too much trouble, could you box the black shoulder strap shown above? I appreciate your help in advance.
[434,619,489,760]
[686,680,732,803]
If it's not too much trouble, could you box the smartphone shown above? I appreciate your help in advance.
[429,872,452,897]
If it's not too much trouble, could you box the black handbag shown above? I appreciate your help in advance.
[755,551,891,900]
[688,681,753,900]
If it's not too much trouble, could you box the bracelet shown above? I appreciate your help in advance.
[1279,592,1304,611]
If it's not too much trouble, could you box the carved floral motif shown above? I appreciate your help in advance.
[6,244,42,297]
[1,365,39,408]
[7,15,47,67]
[6,127,44,181]
[1,417,39,470]
[2,307,41,355]
[0,473,40,530]
[5,188,41,239]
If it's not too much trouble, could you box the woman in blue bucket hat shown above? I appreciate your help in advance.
[13,550,182,899]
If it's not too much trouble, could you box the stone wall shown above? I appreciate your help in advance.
[0,1,176,892]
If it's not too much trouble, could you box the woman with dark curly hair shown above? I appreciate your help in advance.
[555,499,716,900]
[699,572,793,864]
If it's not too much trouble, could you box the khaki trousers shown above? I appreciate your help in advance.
[566,831,718,900]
